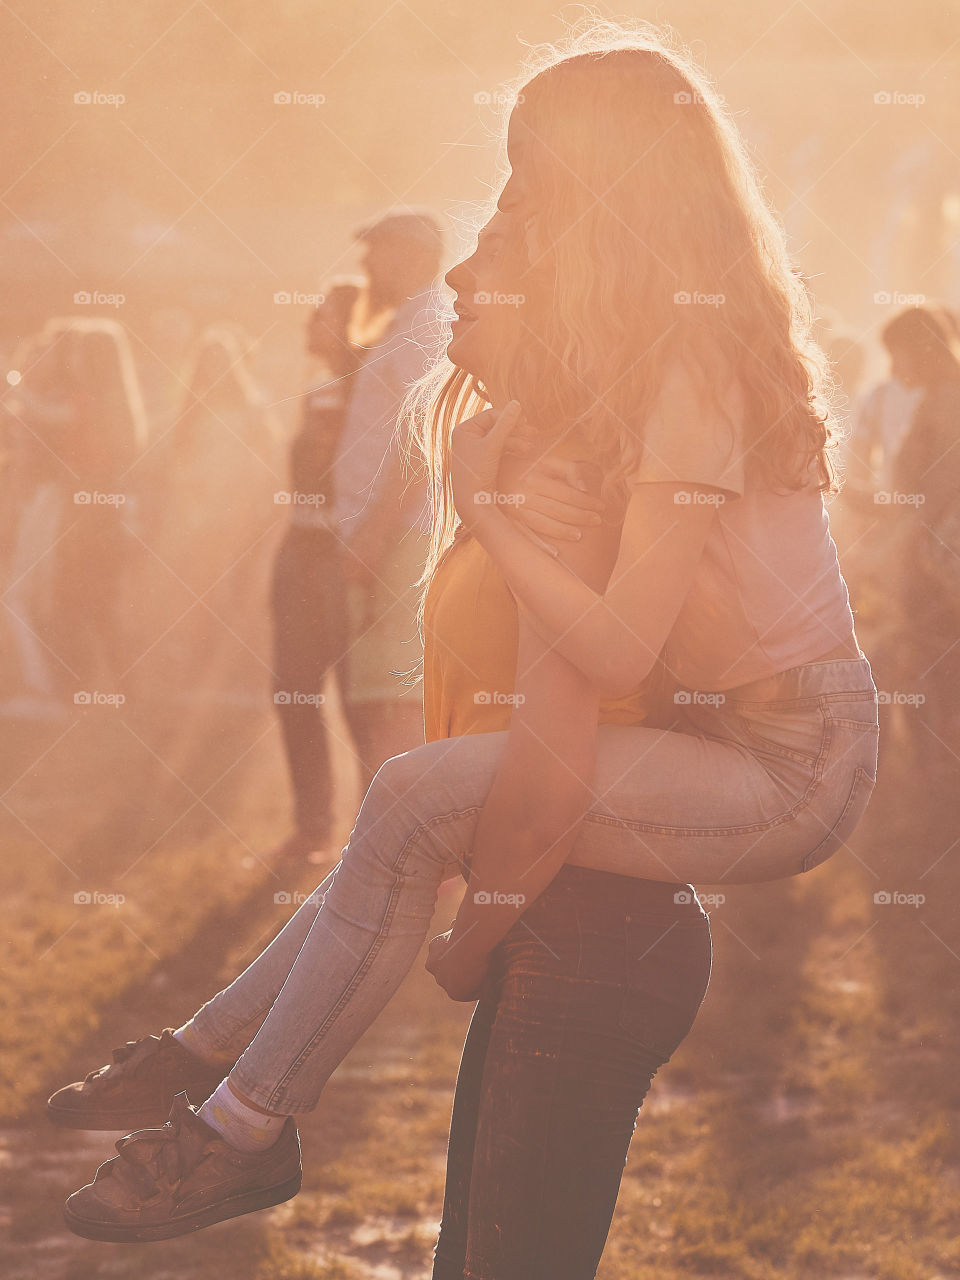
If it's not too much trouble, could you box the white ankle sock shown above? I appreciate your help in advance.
[198,1077,288,1153]
[173,1021,234,1068]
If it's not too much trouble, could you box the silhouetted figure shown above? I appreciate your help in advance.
[136,324,282,708]
[2,318,148,703]
[884,305,960,735]
[269,281,363,861]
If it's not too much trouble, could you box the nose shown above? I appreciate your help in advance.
[497,173,523,213]
[444,254,473,298]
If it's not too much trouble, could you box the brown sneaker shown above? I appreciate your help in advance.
[47,1029,232,1131]
[63,1093,302,1243]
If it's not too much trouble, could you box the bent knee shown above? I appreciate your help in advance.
[369,733,507,813]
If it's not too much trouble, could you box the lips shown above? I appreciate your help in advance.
[452,301,478,322]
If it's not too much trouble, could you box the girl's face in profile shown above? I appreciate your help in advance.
[444,108,549,399]
[444,212,528,392]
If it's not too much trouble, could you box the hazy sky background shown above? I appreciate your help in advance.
[4,0,959,395]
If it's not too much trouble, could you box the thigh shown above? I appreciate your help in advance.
[368,710,838,891]
[460,873,712,1280]
[573,722,823,885]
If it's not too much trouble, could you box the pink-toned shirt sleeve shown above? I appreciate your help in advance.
[627,355,746,499]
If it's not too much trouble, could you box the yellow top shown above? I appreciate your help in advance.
[422,439,652,741]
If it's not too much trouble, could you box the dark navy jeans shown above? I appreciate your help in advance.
[432,865,713,1280]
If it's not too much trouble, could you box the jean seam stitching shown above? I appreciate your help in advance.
[800,765,875,872]
[262,802,484,1107]
[585,709,837,841]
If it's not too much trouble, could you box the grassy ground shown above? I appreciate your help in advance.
[1,567,959,1278]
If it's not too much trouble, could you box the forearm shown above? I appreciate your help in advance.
[447,746,596,959]
[471,506,651,694]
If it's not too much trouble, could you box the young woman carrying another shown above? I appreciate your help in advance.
[51,22,878,1275]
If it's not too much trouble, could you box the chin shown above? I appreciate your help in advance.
[445,326,485,380]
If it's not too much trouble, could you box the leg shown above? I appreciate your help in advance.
[271,531,346,846]
[335,527,427,793]
[432,995,498,1280]
[339,695,424,796]
[184,863,341,1063]
[459,867,712,1279]
[227,734,508,1112]
[220,675,875,1114]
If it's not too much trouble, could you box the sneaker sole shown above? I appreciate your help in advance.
[63,1170,302,1243]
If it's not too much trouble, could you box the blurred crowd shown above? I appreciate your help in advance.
[823,301,960,749]
[0,207,446,864]
[1,204,958,854]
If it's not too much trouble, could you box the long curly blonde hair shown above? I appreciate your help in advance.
[404,15,840,633]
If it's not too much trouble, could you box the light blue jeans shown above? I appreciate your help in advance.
[189,655,878,1113]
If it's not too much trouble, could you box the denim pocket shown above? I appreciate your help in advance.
[616,916,712,1058]
[733,705,825,766]
[801,764,876,873]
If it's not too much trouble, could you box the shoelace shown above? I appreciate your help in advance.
[112,1096,209,1197]
[83,1031,178,1086]
[84,1035,152,1085]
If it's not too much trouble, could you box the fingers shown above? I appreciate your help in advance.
[533,480,606,518]
[520,489,604,527]
[536,458,607,508]
[513,507,587,541]
[502,438,536,459]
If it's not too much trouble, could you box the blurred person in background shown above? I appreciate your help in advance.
[331,208,445,793]
[134,324,282,709]
[834,306,957,649]
[882,304,960,740]
[54,25,879,1278]
[269,210,445,864]
[1,336,67,716]
[844,341,924,501]
[269,280,364,863]
[138,306,196,432]
[1,318,147,706]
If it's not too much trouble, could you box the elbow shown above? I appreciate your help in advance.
[594,652,654,702]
